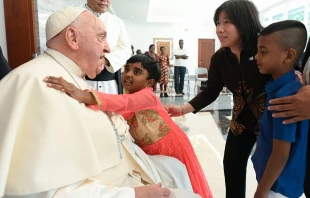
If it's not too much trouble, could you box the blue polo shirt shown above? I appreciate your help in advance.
[252,70,309,198]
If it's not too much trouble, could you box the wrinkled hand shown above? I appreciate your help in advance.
[135,183,171,198]
[268,85,310,124]
[43,76,86,103]
[165,105,182,117]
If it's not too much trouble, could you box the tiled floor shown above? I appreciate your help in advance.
[158,84,306,198]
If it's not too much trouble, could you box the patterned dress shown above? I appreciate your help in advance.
[158,54,170,85]
[89,88,213,198]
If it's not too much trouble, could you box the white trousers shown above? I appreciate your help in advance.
[268,191,288,198]
[87,80,118,94]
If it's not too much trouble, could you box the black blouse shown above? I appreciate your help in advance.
[189,47,271,135]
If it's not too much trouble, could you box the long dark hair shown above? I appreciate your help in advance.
[214,0,263,54]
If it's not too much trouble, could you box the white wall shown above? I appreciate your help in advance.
[259,0,309,25]
[124,20,220,74]
[0,0,7,59]
[37,0,86,53]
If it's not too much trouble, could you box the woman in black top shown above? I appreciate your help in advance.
[0,46,11,80]
[167,1,270,197]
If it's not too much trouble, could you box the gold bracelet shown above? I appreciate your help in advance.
[180,105,184,116]
[90,89,102,109]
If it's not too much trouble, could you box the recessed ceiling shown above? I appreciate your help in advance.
[147,0,225,24]
[111,0,150,23]
[111,0,286,25]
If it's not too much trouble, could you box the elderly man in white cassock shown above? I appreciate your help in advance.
[0,7,200,198]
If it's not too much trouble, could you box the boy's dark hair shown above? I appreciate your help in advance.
[160,46,165,50]
[126,54,161,83]
[179,39,183,42]
[149,44,155,50]
[260,20,307,60]
[214,0,263,53]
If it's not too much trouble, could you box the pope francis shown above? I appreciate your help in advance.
[0,7,200,198]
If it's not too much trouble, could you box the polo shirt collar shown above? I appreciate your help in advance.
[265,70,295,92]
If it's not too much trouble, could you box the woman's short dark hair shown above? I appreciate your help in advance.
[160,46,165,51]
[126,54,161,83]
[149,44,155,50]
[214,0,263,53]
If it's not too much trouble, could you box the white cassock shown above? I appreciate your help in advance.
[0,49,200,198]
[86,7,132,94]
[303,57,310,85]
[98,11,131,72]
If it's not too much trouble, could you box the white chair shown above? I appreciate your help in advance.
[194,67,208,94]
[168,68,175,94]
[183,68,190,95]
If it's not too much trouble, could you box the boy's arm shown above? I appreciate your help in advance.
[255,88,298,198]
[254,140,291,198]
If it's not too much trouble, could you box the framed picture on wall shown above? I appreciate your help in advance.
[153,38,174,60]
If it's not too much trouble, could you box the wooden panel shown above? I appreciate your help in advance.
[198,39,215,78]
[4,0,37,69]
[198,39,215,70]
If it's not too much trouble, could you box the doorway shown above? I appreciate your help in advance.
[198,39,215,72]
[3,0,38,69]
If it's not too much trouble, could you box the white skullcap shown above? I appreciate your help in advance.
[46,7,87,41]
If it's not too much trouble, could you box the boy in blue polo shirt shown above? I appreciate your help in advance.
[252,20,309,198]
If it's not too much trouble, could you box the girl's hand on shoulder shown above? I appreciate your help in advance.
[43,76,87,103]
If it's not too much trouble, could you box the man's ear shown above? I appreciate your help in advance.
[284,48,297,64]
[147,79,155,87]
[65,27,79,51]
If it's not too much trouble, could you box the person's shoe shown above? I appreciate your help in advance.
[175,93,183,97]
[164,92,169,97]
[181,92,185,95]
[160,92,164,97]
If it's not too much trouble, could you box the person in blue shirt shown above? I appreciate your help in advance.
[252,20,309,198]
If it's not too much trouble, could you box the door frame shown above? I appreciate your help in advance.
[4,0,37,69]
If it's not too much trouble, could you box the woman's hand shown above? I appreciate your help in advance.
[43,76,91,103]
[165,105,183,117]
[268,85,310,124]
